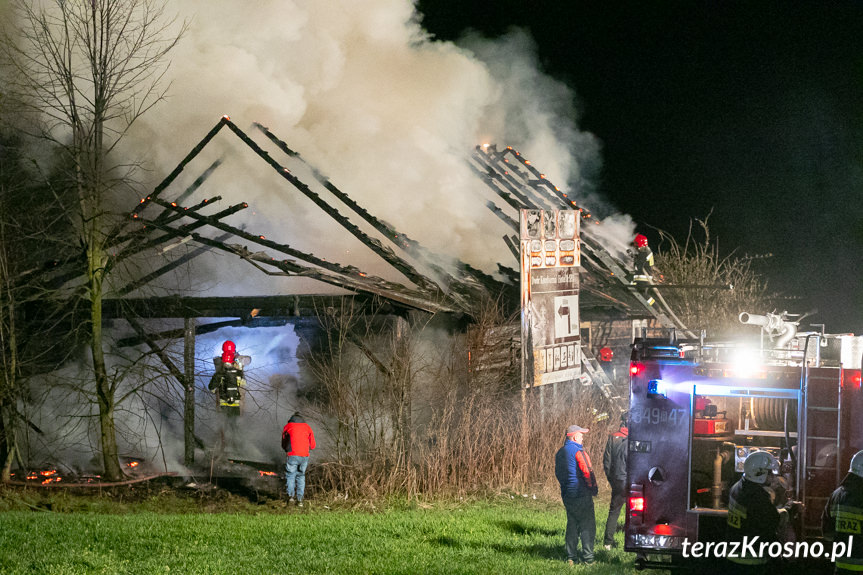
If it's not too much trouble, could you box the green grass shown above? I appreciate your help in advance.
[0,492,638,574]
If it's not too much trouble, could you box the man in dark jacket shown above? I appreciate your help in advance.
[555,424,599,565]
[602,412,628,549]
[281,412,316,506]
[823,450,863,573]
[726,450,786,572]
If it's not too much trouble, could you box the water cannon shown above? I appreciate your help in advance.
[739,311,798,348]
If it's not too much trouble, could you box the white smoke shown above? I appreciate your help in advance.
[8,0,645,472]
[124,0,608,290]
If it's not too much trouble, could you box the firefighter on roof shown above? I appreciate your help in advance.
[629,233,656,306]
[726,451,788,571]
[208,340,251,415]
[823,450,863,573]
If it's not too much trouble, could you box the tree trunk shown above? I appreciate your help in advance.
[392,315,411,469]
[90,243,124,481]
[183,318,196,466]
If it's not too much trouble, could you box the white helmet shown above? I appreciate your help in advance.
[743,451,778,484]
[850,451,863,478]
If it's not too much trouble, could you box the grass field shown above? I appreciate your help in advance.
[0,490,640,574]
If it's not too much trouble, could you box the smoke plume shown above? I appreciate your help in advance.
[126,0,608,286]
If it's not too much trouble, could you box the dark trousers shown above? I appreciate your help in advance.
[603,479,626,546]
[563,494,595,562]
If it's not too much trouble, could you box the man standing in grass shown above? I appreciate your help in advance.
[555,424,598,565]
[602,411,628,550]
[282,412,316,506]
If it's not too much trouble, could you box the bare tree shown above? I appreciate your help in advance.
[654,215,777,336]
[1,0,185,480]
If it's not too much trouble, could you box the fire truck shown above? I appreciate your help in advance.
[624,312,863,570]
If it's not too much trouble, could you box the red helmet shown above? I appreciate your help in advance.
[634,234,648,248]
[221,340,236,364]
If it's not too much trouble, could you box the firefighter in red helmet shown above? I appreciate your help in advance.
[208,340,251,415]
[630,233,655,306]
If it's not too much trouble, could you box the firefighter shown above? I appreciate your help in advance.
[629,233,656,306]
[822,450,863,573]
[602,411,628,550]
[207,340,250,415]
[726,451,787,572]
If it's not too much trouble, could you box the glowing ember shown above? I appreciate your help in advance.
[258,470,277,477]
[127,461,140,468]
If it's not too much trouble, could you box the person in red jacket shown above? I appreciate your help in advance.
[281,412,316,506]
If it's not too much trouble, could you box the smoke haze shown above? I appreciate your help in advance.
[125,0,612,286]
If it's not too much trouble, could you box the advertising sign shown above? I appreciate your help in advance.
[520,209,580,388]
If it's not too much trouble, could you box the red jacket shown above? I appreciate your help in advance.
[282,416,316,457]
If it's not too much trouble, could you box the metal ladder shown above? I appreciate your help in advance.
[580,346,627,412]
[800,369,842,539]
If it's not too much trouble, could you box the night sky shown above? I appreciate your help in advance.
[417,0,863,333]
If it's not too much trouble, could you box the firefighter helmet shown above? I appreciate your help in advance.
[850,450,863,478]
[743,450,777,484]
[221,340,236,364]
[634,234,648,248]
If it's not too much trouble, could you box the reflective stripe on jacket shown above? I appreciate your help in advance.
[726,477,780,564]
[824,473,863,570]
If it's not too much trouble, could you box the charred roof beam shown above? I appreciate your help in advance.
[219,119,444,297]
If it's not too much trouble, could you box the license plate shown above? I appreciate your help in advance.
[645,553,672,563]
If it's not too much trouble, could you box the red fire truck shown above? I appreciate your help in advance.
[624,312,863,570]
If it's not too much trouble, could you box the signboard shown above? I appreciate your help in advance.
[520,209,580,388]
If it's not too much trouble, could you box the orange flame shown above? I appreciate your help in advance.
[127,461,140,468]
[258,470,277,477]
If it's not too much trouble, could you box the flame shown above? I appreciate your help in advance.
[127,461,140,468]
[222,115,230,121]
[170,202,177,207]
[258,470,277,477]
[259,235,266,240]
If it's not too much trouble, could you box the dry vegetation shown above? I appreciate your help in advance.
[303,296,616,499]
[654,216,778,337]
